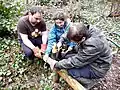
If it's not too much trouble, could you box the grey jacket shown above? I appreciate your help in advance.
[55,25,112,77]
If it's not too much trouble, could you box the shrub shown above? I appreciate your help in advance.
[0,0,24,37]
[38,0,51,5]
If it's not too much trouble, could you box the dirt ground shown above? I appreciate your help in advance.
[90,53,120,90]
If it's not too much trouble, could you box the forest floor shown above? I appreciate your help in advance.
[0,1,120,89]
[90,53,120,90]
[2,52,119,90]
[0,32,119,90]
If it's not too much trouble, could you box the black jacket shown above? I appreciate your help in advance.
[55,25,112,77]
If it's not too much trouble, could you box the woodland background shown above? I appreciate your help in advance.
[0,0,120,89]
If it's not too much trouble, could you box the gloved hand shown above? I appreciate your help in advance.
[61,46,73,57]
[41,44,47,53]
[67,46,73,52]
[52,43,58,53]
[32,47,41,58]
[57,42,62,51]
[46,57,58,70]
[43,54,49,62]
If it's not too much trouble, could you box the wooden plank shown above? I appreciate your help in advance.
[57,70,86,90]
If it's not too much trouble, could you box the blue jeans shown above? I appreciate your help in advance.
[19,37,42,59]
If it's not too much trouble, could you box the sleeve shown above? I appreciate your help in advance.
[45,25,57,55]
[58,22,70,43]
[58,33,67,43]
[55,40,101,69]
[17,19,27,34]
[69,42,76,48]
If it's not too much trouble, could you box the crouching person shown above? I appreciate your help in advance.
[43,11,76,88]
[43,22,112,89]
[17,7,48,60]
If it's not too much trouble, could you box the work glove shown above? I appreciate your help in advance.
[57,42,62,51]
[61,46,73,58]
[43,54,49,62]
[52,43,58,53]
[41,44,47,53]
[32,47,41,58]
[47,58,58,70]
[43,56,58,70]
[67,46,73,52]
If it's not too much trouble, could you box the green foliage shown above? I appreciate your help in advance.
[0,0,119,89]
[38,0,51,5]
[0,0,24,37]
[0,38,54,89]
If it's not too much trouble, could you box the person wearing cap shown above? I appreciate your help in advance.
[17,6,48,60]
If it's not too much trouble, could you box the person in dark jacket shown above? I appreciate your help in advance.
[17,7,48,60]
[43,22,112,89]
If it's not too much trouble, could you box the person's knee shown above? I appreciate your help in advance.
[24,49,33,57]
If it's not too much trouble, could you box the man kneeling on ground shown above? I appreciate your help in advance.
[43,22,112,89]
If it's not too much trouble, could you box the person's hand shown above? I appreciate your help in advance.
[52,43,58,53]
[63,46,72,54]
[47,57,58,70]
[57,42,62,51]
[32,47,41,58]
[34,52,41,58]
[33,47,39,54]
[43,54,49,62]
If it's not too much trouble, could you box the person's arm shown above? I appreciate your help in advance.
[20,33,42,58]
[40,31,48,53]
[17,18,35,49]
[17,18,41,58]
[42,31,48,44]
[41,20,48,44]
[55,39,102,69]
[19,33,35,49]
[69,42,76,48]
[45,25,57,55]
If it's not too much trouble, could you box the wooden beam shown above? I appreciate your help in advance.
[57,70,86,90]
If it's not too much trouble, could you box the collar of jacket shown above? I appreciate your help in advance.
[55,21,67,29]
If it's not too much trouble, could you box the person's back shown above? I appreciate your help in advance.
[81,25,112,77]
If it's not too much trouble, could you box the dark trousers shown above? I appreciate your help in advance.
[19,37,42,59]
[68,65,100,80]
[63,53,101,80]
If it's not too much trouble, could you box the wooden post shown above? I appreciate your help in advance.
[57,70,86,90]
